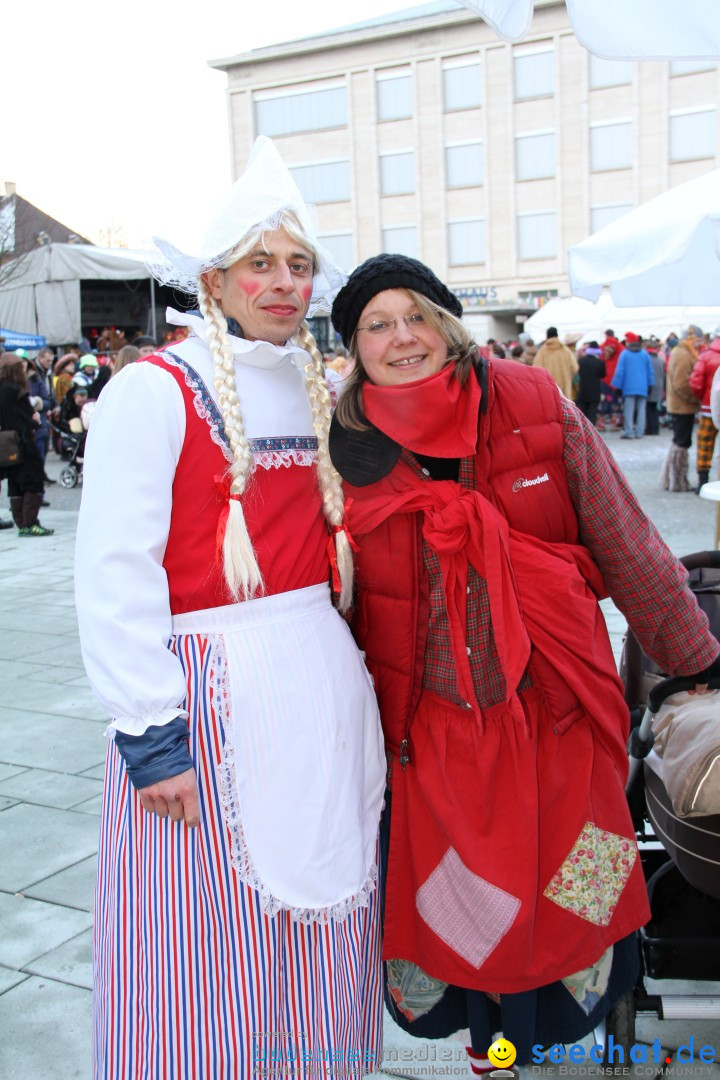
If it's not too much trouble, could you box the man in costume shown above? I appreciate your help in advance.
[75,137,385,1080]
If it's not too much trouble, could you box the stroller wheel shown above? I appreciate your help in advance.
[60,465,78,489]
[603,989,636,1065]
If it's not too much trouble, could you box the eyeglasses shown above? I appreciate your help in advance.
[356,313,425,336]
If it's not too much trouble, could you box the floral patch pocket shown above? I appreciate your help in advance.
[543,821,637,926]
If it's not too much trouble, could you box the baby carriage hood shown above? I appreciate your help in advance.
[651,689,720,817]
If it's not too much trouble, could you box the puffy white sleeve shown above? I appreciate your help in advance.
[711,366,720,430]
[75,362,188,735]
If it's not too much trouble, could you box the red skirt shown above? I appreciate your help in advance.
[382,688,650,994]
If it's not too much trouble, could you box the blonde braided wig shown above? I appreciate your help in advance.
[294,322,354,612]
[198,277,264,601]
[197,214,354,610]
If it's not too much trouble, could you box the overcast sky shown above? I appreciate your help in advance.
[2,0,414,251]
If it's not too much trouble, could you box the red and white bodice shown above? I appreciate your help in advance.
[75,320,334,736]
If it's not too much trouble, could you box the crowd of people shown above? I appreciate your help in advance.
[4,319,718,539]
[324,322,720,496]
[0,333,161,533]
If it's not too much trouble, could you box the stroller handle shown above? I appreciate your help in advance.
[627,674,720,788]
[680,550,720,571]
[648,674,720,714]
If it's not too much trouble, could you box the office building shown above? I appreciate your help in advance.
[211,0,719,340]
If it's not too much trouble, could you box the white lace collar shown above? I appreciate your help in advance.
[165,307,312,370]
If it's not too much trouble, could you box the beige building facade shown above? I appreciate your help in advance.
[211,0,719,341]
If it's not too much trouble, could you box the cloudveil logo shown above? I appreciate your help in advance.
[512,472,550,493]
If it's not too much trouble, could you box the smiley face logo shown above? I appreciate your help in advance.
[488,1038,517,1070]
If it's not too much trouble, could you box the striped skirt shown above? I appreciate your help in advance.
[94,631,383,1080]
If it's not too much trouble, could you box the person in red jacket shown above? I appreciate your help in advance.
[598,328,623,430]
[688,325,720,491]
[328,254,720,1073]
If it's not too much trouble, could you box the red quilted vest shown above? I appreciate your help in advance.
[348,360,582,742]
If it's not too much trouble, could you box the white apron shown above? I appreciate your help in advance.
[172,582,385,921]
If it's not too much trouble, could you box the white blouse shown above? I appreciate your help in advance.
[74,315,317,736]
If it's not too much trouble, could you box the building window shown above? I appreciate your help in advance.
[382,226,417,258]
[590,203,633,233]
[670,59,716,76]
[448,219,485,265]
[515,131,555,180]
[380,152,415,196]
[514,48,554,100]
[318,232,354,272]
[289,161,350,204]
[255,84,346,137]
[517,212,557,259]
[446,142,484,188]
[589,56,633,89]
[669,108,717,162]
[590,121,633,171]
[377,70,413,121]
[443,60,482,111]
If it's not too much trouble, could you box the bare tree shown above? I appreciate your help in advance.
[95,220,129,249]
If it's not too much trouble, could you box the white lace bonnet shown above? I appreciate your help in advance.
[150,136,345,315]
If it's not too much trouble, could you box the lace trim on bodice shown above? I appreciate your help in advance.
[161,350,317,469]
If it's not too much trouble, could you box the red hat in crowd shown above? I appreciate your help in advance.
[625,332,640,343]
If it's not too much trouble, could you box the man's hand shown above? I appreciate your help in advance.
[139,768,200,827]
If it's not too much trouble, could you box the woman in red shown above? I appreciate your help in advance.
[328,254,720,1071]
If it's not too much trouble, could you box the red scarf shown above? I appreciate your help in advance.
[347,460,628,757]
[348,458,531,716]
[362,362,480,458]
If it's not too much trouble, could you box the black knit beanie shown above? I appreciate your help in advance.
[331,254,464,347]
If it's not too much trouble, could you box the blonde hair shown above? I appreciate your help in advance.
[335,289,476,432]
[198,214,354,610]
[295,322,354,612]
[112,345,141,375]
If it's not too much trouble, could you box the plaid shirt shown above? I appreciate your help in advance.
[417,397,718,709]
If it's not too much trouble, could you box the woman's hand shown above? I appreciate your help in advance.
[139,767,200,827]
[688,653,720,696]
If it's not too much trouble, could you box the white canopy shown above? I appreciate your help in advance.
[455,0,720,58]
[567,170,720,308]
[0,243,154,346]
[523,293,720,343]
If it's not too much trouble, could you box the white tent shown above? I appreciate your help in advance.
[523,293,720,343]
[456,0,720,58]
[0,243,156,346]
[567,169,720,308]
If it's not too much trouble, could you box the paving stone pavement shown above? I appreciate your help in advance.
[1,430,717,1079]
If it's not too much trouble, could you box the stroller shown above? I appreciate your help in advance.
[603,551,720,1050]
[51,416,85,488]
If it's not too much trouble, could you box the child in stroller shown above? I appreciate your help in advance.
[54,384,89,488]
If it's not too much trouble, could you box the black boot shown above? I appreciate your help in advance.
[696,469,710,494]
[9,496,25,530]
[19,493,54,536]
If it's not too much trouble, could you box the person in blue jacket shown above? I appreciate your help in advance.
[611,332,655,439]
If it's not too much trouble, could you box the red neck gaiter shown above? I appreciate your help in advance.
[362,362,481,458]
